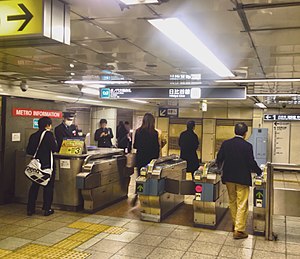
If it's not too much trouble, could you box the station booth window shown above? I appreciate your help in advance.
[168,118,202,160]
[215,119,253,155]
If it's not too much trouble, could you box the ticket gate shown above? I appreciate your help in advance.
[136,155,187,222]
[76,151,132,212]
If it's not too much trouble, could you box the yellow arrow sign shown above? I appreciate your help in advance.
[0,0,43,37]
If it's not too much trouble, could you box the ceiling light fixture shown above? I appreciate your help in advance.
[216,78,300,83]
[56,95,102,103]
[81,87,100,96]
[120,0,159,5]
[255,102,267,109]
[148,18,234,77]
[64,80,134,85]
[69,64,75,68]
[84,84,106,89]
[247,93,299,97]
[128,99,149,104]
[70,72,75,76]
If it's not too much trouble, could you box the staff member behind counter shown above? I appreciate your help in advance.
[54,112,78,149]
[94,119,114,148]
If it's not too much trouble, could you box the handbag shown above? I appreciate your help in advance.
[24,131,53,186]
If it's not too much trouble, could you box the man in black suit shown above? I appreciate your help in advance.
[216,122,262,239]
[94,119,114,147]
[55,112,77,150]
[26,117,59,216]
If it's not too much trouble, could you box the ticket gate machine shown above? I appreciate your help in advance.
[136,155,187,222]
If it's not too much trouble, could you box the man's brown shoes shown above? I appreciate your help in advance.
[233,231,248,239]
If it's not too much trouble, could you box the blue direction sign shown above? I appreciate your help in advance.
[33,118,39,129]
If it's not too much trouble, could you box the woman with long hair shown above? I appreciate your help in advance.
[131,113,160,206]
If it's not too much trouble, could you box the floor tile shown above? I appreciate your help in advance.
[219,245,253,258]
[77,236,104,250]
[197,231,227,245]
[101,218,131,227]
[287,233,300,244]
[14,228,52,240]
[89,239,127,253]
[252,250,286,259]
[287,255,300,259]
[51,214,82,223]
[188,241,222,256]
[144,226,174,237]
[123,222,151,233]
[117,243,154,258]
[147,247,185,259]
[105,231,140,243]
[35,231,72,245]
[110,255,141,259]
[255,237,286,253]
[80,215,108,224]
[182,252,216,259]
[159,237,193,251]
[84,250,113,259]
[287,243,300,255]
[54,227,80,234]
[169,229,200,240]
[0,237,31,250]
[224,234,256,248]
[0,235,7,241]
[14,218,46,227]
[131,233,165,247]
[0,225,28,236]
[34,221,69,231]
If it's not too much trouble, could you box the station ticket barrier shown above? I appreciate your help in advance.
[136,157,228,228]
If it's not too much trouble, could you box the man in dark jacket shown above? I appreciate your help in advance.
[94,119,114,147]
[54,112,77,150]
[179,120,199,173]
[216,122,262,239]
[26,117,59,216]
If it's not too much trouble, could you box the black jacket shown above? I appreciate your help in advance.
[54,123,75,149]
[26,130,59,169]
[94,127,113,147]
[216,136,262,186]
[133,128,159,171]
[117,126,129,149]
[179,129,199,173]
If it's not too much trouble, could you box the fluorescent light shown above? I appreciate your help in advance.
[255,103,267,109]
[81,87,99,96]
[69,63,75,68]
[84,84,105,89]
[64,80,134,85]
[148,18,234,77]
[128,99,149,104]
[247,93,299,97]
[216,78,300,83]
[70,72,75,76]
[56,96,102,104]
[120,0,159,5]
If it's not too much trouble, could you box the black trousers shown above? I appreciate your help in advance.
[27,173,55,211]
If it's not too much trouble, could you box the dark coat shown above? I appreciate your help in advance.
[178,129,199,173]
[94,127,113,147]
[117,125,129,149]
[133,128,159,171]
[216,136,262,186]
[54,123,75,149]
[26,130,59,170]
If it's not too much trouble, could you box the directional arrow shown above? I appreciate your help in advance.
[7,3,33,31]
[137,184,144,192]
[256,191,263,199]
[159,109,166,117]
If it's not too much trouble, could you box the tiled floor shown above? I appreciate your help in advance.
[0,203,299,258]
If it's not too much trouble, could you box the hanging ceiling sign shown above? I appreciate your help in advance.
[0,0,70,45]
[159,108,179,118]
[264,114,300,121]
[100,87,246,100]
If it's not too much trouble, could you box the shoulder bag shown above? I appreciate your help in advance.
[24,131,53,186]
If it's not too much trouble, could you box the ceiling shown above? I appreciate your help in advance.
[1,0,300,109]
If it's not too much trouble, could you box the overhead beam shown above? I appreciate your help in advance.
[242,26,300,32]
[233,1,300,10]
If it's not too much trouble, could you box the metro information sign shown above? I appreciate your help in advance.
[0,0,43,37]
[99,87,246,100]
[264,114,300,121]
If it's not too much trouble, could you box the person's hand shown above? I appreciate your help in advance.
[100,132,106,137]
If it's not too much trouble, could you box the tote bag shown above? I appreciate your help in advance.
[24,131,53,186]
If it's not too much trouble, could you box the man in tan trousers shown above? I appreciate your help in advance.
[216,123,262,239]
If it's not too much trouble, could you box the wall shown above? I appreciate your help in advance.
[1,97,65,203]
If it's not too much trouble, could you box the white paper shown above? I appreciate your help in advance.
[12,133,21,142]
[60,159,71,169]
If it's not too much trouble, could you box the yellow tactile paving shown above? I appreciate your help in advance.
[60,250,90,259]
[104,226,127,235]
[53,239,82,250]
[67,221,92,230]
[14,244,46,256]
[39,247,67,258]
[67,231,94,242]
[85,224,110,233]
[0,249,12,257]
[2,253,31,259]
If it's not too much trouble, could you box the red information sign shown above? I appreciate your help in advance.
[12,108,62,118]
[195,185,203,193]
